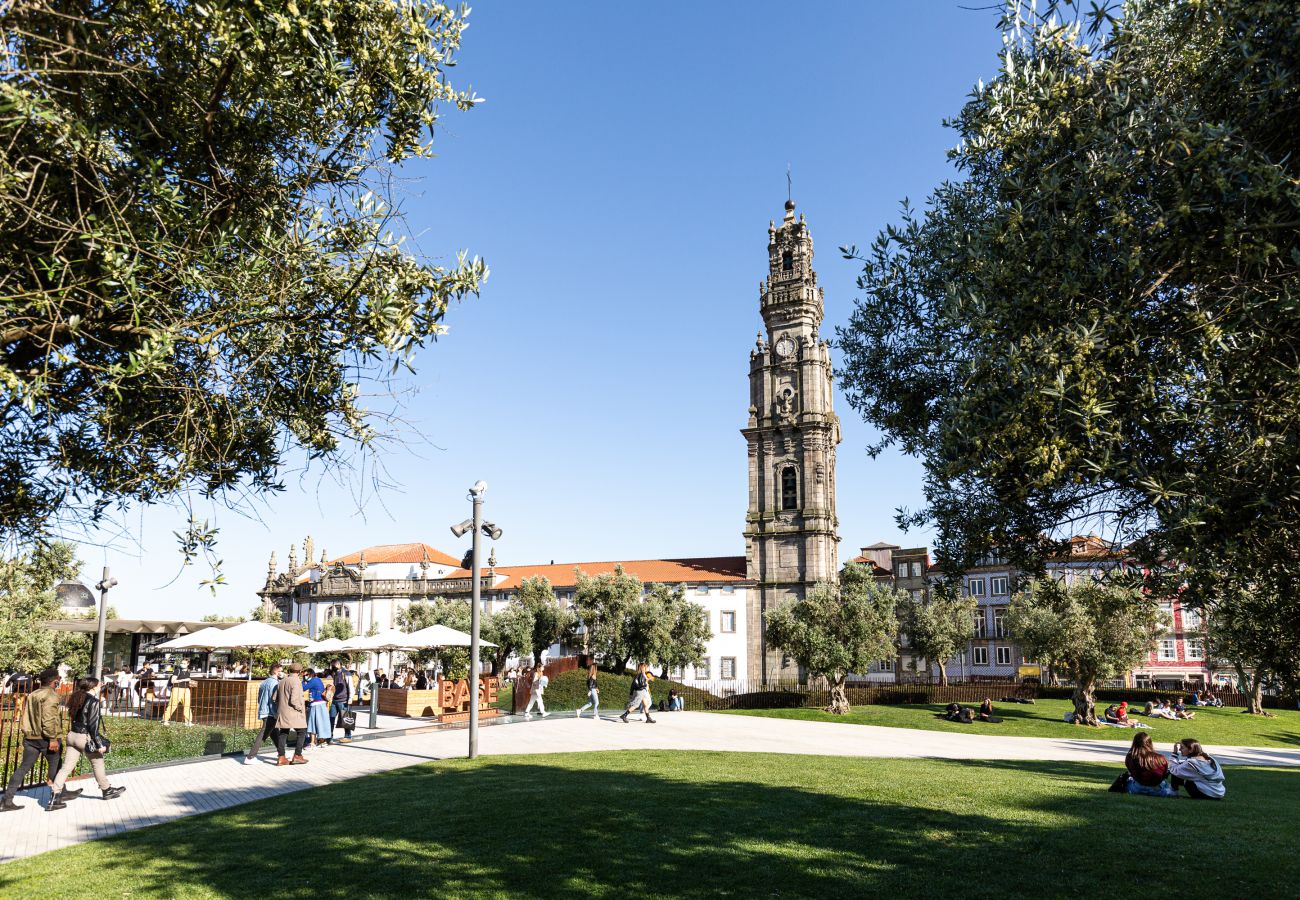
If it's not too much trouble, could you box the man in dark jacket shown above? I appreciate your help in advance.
[330,660,354,743]
[2,669,66,811]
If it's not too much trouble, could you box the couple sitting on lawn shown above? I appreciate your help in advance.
[1101,701,1149,728]
[943,698,996,724]
[1110,733,1226,800]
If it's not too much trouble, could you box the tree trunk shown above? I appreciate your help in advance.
[825,675,851,715]
[937,660,949,687]
[1234,662,1265,714]
[1071,678,1098,725]
[615,655,631,675]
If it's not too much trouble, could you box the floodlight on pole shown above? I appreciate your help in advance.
[93,567,117,680]
[451,480,500,760]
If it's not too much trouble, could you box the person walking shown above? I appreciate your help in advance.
[303,667,333,747]
[1,669,66,812]
[329,659,354,744]
[620,663,656,724]
[523,663,549,718]
[576,664,600,719]
[274,663,309,765]
[162,660,194,726]
[244,663,283,763]
[48,678,125,809]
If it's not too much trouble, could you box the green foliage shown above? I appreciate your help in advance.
[514,577,576,665]
[835,0,1300,593]
[1195,567,1300,710]
[0,0,487,545]
[765,564,900,712]
[1006,579,1164,722]
[0,542,81,672]
[201,614,243,623]
[897,589,976,685]
[398,597,472,677]
[573,565,642,672]
[538,669,715,712]
[481,602,533,674]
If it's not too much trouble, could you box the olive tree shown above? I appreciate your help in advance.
[514,577,576,665]
[1006,579,1164,725]
[0,0,487,549]
[765,563,900,715]
[898,589,976,686]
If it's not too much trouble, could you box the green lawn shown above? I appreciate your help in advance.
[93,719,255,772]
[2,751,1297,898]
[718,698,1300,749]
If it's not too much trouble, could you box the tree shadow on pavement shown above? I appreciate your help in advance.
[2,751,1298,899]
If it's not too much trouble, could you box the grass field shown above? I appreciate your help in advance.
[2,750,1297,898]
[717,698,1300,749]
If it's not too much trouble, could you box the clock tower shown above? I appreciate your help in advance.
[742,199,841,683]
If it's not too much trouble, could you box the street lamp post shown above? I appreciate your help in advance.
[451,481,502,760]
[93,566,118,680]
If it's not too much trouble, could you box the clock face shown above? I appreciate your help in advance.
[775,337,795,358]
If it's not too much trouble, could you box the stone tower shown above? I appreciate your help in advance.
[742,199,841,683]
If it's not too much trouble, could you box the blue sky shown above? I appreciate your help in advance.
[80,2,1006,617]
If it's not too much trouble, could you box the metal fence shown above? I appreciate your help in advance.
[1,677,262,792]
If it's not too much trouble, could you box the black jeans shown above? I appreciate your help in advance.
[1171,775,1217,800]
[247,716,278,757]
[275,728,306,758]
[3,738,60,802]
[331,699,353,738]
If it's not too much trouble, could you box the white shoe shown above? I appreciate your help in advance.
[525,713,532,719]
[541,711,549,718]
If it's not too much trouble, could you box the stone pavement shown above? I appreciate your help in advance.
[2,711,1297,863]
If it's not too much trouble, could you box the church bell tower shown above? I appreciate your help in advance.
[742,199,841,683]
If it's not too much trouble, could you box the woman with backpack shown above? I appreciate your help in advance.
[48,677,125,810]
[620,663,656,724]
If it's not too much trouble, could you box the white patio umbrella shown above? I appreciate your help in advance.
[301,637,347,654]
[340,628,414,652]
[402,623,496,648]
[154,626,230,650]
[213,619,312,649]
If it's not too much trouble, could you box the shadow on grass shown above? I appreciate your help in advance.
[3,752,1299,898]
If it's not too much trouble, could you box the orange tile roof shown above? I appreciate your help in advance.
[445,556,749,590]
[848,556,892,577]
[330,543,462,568]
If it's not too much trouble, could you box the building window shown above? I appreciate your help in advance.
[1159,639,1176,661]
[995,646,1012,666]
[910,589,922,602]
[669,665,684,679]
[993,609,1007,638]
[722,584,735,594]
[878,658,895,672]
[720,611,737,633]
[990,576,1008,595]
[911,562,922,578]
[1182,609,1202,631]
[896,562,907,578]
[1186,640,1204,661]
[973,611,988,638]
[782,250,793,271]
[721,657,737,680]
[696,585,709,595]
[973,646,989,666]
[696,658,711,680]
[326,604,349,622]
[967,578,986,597]
[781,467,798,510]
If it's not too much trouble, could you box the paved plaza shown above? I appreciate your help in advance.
[2,711,1297,863]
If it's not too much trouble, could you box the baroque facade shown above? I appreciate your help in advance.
[742,200,841,682]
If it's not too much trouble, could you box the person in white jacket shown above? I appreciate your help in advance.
[1168,738,1226,800]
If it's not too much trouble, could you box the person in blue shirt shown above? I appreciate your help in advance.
[244,663,282,763]
[303,667,333,747]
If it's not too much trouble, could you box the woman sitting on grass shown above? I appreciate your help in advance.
[1173,699,1197,720]
[1169,739,1225,800]
[1118,732,1174,796]
[977,698,994,722]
